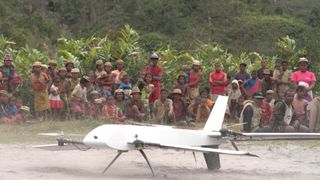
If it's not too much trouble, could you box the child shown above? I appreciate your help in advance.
[102,95,125,122]
[7,96,17,118]
[292,84,310,132]
[196,96,211,123]
[119,74,132,97]
[227,80,241,122]
[49,77,63,119]
[182,64,191,83]
[86,90,100,118]
[152,88,174,124]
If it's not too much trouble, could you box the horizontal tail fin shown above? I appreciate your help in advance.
[203,95,229,132]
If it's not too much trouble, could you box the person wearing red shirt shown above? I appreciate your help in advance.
[291,57,316,101]
[143,53,163,106]
[209,63,227,101]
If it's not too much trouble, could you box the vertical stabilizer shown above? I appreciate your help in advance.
[203,95,228,132]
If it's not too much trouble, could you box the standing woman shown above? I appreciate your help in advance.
[291,57,316,101]
[30,61,50,121]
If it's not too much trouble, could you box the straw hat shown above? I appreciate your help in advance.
[193,60,201,66]
[114,89,124,94]
[71,68,80,73]
[49,59,57,65]
[131,87,141,95]
[104,62,112,67]
[33,61,42,67]
[116,59,124,64]
[96,60,103,65]
[90,90,99,95]
[172,88,182,95]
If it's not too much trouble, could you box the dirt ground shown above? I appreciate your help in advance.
[1,142,320,180]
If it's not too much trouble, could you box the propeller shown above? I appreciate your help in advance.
[37,132,82,137]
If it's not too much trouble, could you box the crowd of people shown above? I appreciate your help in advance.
[0,53,320,133]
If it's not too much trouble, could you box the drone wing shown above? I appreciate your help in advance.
[239,132,320,141]
[130,141,258,157]
[33,144,79,151]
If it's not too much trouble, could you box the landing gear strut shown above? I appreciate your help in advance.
[102,150,155,176]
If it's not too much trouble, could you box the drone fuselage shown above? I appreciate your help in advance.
[83,124,222,151]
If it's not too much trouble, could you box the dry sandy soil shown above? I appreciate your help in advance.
[0,141,320,180]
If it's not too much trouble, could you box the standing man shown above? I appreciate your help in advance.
[143,53,163,108]
[273,60,292,100]
[209,63,227,101]
[235,62,250,83]
[188,60,202,101]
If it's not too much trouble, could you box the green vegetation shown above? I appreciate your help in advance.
[0,0,320,100]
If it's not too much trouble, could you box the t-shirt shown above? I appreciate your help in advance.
[143,65,163,87]
[209,71,227,95]
[291,71,316,86]
[153,98,173,124]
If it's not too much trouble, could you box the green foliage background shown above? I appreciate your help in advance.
[0,0,320,103]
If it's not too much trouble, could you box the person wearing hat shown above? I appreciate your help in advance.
[259,68,274,96]
[264,90,275,108]
[235,62,250,83]
[70,68,80,91]
[96,71,113,97]
[31,61,50,121]
[171,88,186,124]
[86,90,101,119]
[70,76,90,118]
[143,53,163,105]
[64,61,74,78]
[239,92,264,132]
[259,90,275,128]
[273,60,293,100]
[227,80,242,121]
[104,61,113,73]
[102,95,125,121]
[270,90,301,132]
[152,88,174,124]
[291,57,316,101]
[124,87,146,121]
[187,60,202,101]
[112,59,126,89]
[2,54,17,93]
[95,59,106,81]
[209,62,227,101]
